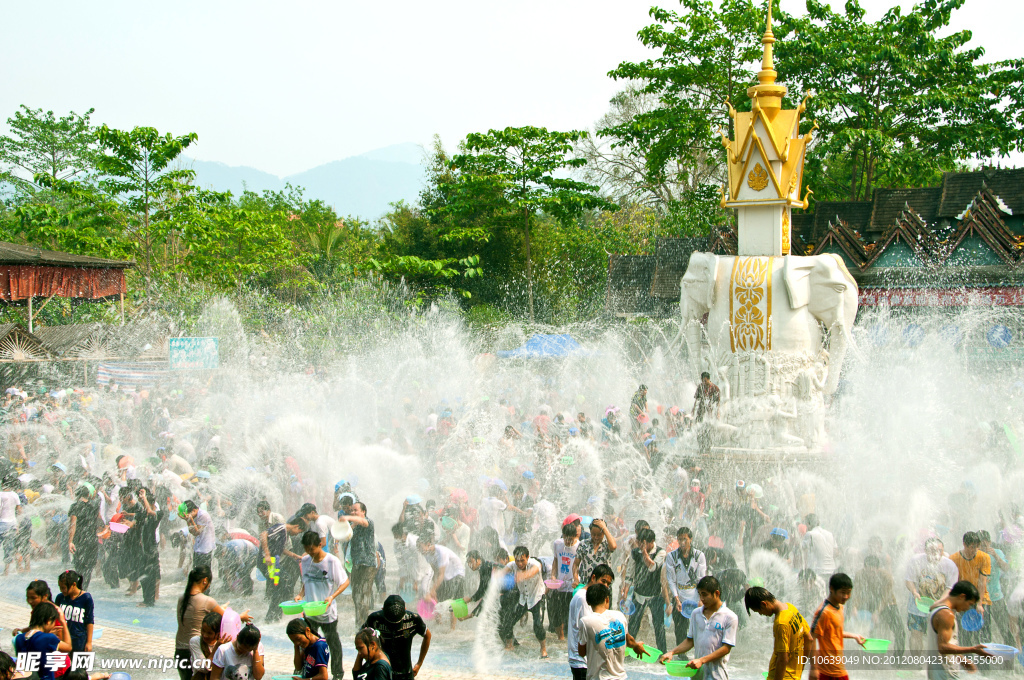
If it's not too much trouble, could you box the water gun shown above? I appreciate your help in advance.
[264,555,280,585]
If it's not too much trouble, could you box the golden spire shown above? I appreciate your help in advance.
[747,0,786,115]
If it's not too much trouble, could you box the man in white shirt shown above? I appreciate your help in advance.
[417,533,466,602]
[802,514,838,580]
[499,546,548,657]
[658,575,738,680]
[905,537,960,651]
[579,583,646,680]
[183,500,215,569]
[665,527,707,648]
[297,530,348,680]
[569,564,615,680]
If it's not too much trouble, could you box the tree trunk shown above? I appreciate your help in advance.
[524,206,534,323]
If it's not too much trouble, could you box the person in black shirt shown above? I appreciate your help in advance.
[135,487,164,607]
[67,487,101,590]
[465,551,498,617]
[362,596,430,680]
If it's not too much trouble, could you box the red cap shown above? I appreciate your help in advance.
[563,513,582,527]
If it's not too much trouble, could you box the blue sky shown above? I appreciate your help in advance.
[2,0,1019,177]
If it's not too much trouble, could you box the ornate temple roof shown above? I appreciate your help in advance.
[605,167,1024,316]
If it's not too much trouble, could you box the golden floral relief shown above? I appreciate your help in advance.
[747,164,769,191]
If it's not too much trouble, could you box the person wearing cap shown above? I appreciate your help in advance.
[762,529,792,562]
[665,527,707,648]
[363,595,431,680]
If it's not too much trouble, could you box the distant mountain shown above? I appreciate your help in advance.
[184,143,426,219]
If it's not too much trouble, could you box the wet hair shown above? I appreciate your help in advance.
[586,583,611,608]
[744,586,776,614]
[864,555,881,568]
[0,652,15,680]
[183,500,198,514]
[701,372,711,379]
[511,485,523,496]
[697,575,721,595]
[29,601,60,629]
[562,522,577,539]
[203,610,223,633]
[179,565,214,624]
[27,580,52,601]
[634,520,649,534]
[513,546,530,559]
[75,486,90,499]
[963,531,980,547]
[355,501,367,514]
[355,627,381,649]
[590,564,615,583]
[677,527,693,538]
[285,618,312,636]
[256,500,271,513]
[950,580,980,602]
[805,514,819,529]
[829,572,853,591]
[638,528,656,544]
[924,537,944,551]
[297,502,318,517]
[466,550,482,563]
[391,523,407,539]
[302,531,322,549]
[978,530,991,543]
[58,570,83,590]
[236,624,261,648]
[488,485,503,497]
[494,548,509,564]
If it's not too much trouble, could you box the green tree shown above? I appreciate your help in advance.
[603,0,767,191]
[452,126,615,321]
[779,0,1024,201]
[95,125,198,274]
[0,106,97,197]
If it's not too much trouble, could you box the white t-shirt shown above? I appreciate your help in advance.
[426,544,465,581]
[300,553,348,623]
[553,538,579,592]
[194,509,215,554]
[581,609,630,680]
[905,553,959,618]
[0,490,20,524]
[442,522,471,563]
[211,640,265,677]
[803,526,838,577]
[687,604,738,680]
[478,497,507,538]
[568,586,593,668]
[313,515,333,542]
[508,558,546,609]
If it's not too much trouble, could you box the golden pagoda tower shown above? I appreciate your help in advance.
[721,2,814,256]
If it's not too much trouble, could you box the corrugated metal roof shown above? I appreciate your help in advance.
[0,243,133,269]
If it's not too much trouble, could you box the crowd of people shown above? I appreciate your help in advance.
[0,376,1020,680]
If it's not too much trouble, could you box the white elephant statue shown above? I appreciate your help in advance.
[680,252,858,399]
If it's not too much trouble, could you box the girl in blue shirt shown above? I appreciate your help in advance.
[285,619,329,680]
[14,602,72,680]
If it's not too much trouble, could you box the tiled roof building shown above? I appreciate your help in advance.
[605,167,1024,317]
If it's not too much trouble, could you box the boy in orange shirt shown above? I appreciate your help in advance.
[810,573,866,680]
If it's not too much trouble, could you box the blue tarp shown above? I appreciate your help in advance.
[496,334,592,359]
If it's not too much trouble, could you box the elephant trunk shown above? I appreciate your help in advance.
[824,322,851,395]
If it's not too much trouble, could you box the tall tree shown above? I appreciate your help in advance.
[95,125,197,275]
[778,0,1024,201]
[452,127,615,321]
[604,0,767,193]
[0,106,97,197]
